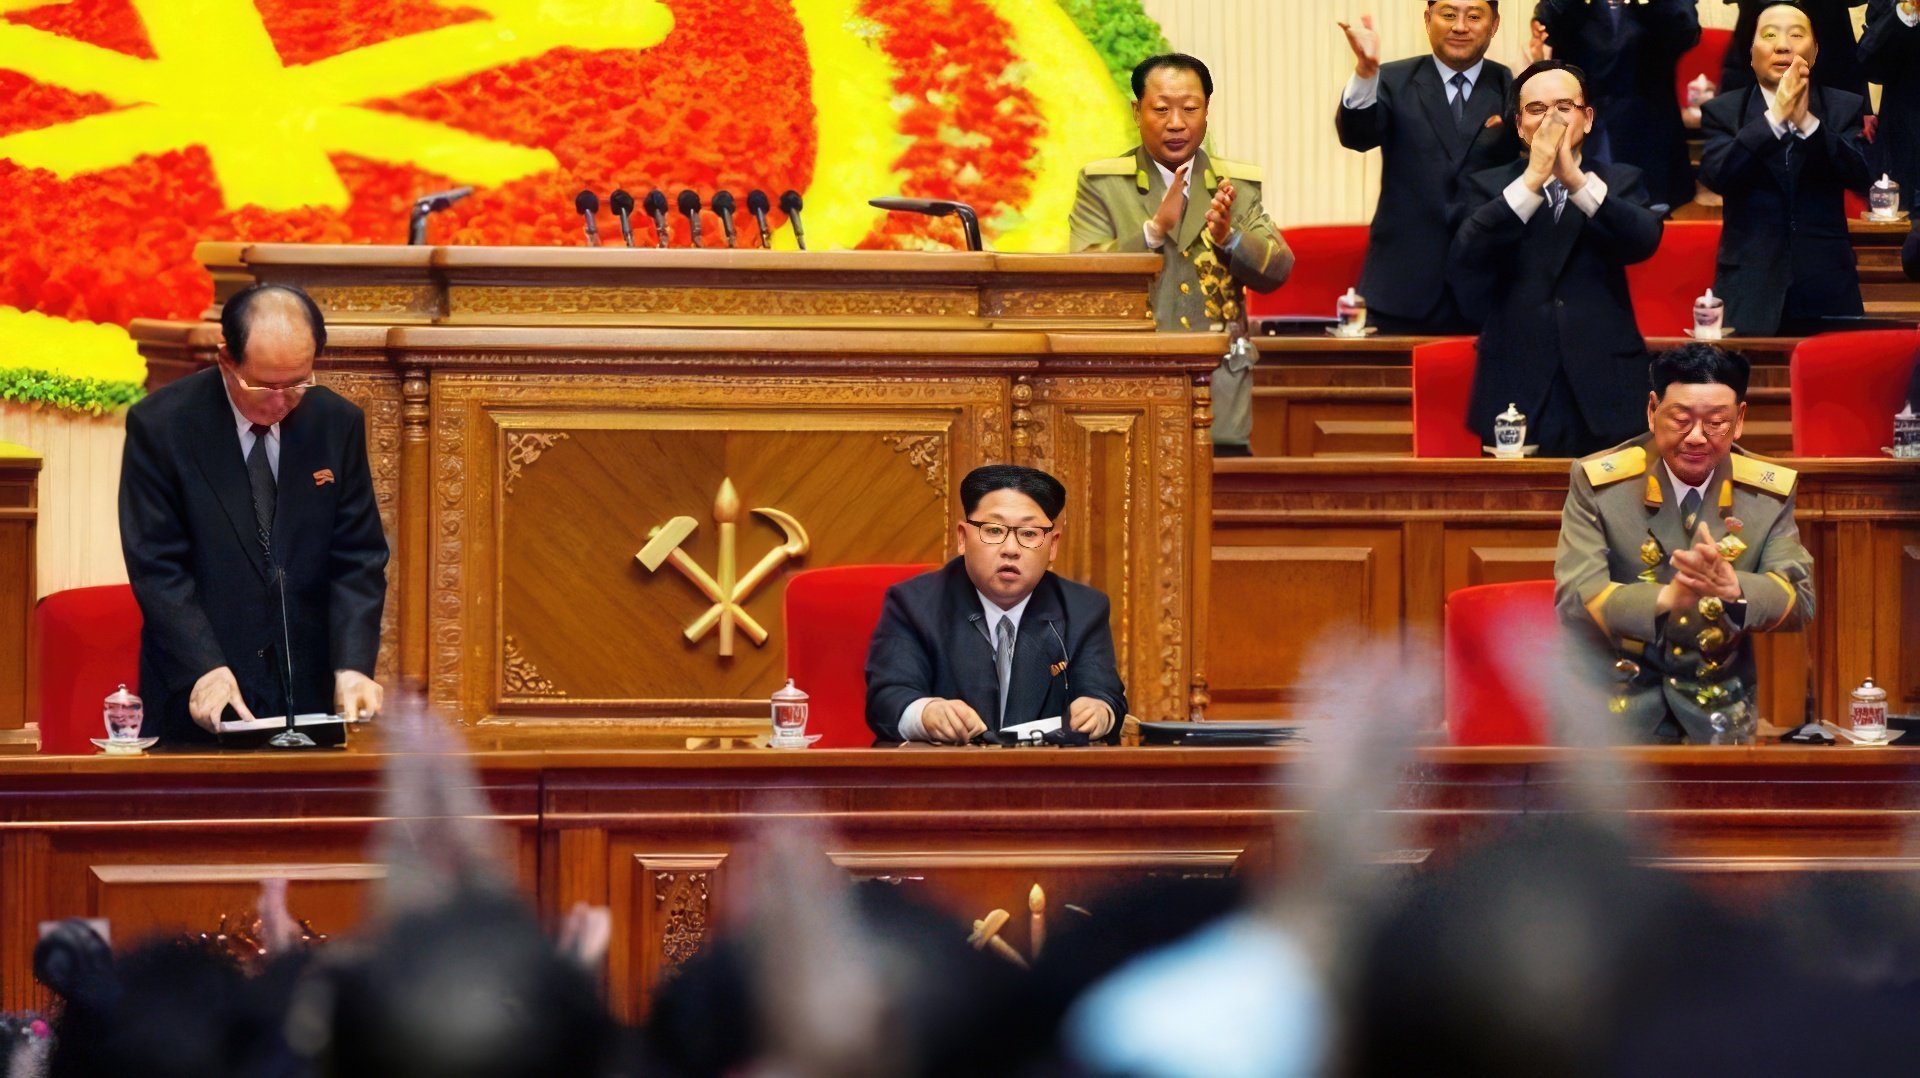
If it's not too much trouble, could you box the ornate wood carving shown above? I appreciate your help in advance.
[981,288,1149,321]
[318,373,403,682]
[451,286,979,319]
[1010,376,1035,463]
[306,285,440,318]
[653,869,710,971]
[880,432,946,491]
[502,635,564,697]
[1154,405,1189,718]
[503,433,568,495]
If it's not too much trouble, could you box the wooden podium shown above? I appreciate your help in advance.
[133,246,1226,743]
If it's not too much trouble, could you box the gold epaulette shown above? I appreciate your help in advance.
[1730,452,1797,497]
[1581,444,1646,487]
[1210,156,1263,183]
[1083,156,1136,177]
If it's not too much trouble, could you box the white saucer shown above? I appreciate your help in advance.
[1324,326,1379,338]
[1684,328,1735,340]
[90,737,158,755]
[1860,211,1909,223]
[768,733,823,750]
[1483,445,1540,458]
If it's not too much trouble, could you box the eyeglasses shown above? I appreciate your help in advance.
[1662,412,1736,438]
[966,519,1056,550]
[225,361,317,396]
[1521,100,1589,118]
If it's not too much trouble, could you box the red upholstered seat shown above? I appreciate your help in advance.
[1411,337,1481,458]
[1627,221,1721,339]
[1674,29,1732,111]
[1790,329,1920,456]
[1444,580,1558,746]
[784,564,937,748]
[1244,224,1368,320]
[34,584,141,754]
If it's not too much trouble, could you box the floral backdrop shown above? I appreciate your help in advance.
[0,0,1167,414]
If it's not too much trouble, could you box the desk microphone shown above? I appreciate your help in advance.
[609,189,637,247]
[677,190,704,247]
[747,189,773,248]
[574,190,601,247]
[261,537,315,749]
[780,189,807,250]
[644,189,671,247]
[868,196,982,250]
[711,190,739,247]
[406,185,472,245]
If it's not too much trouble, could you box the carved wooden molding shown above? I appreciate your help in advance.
[502,432,568,495]
[451,285,979,320]
[306,285,440,319]
[635,854,728,985]
[502,635,564,698]
[317,372,403,683]
[980,288,1149,321]
[880,432,945,491]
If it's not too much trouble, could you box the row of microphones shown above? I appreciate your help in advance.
[574,188,805,249]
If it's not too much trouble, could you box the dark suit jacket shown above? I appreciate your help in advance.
[1906,218,1920,280]
[1720,1,1869,101]
[864,558,1126,742]
[1337,55,1521,328]
[1862,0,1920,211]
[1452,159,1664,447]
[1700,84,1871,335]
[1535,0,1700,210]
[118,367,388,745]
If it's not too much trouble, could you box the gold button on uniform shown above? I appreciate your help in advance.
[1179,283,1191,294]
[1179,316,1190,328]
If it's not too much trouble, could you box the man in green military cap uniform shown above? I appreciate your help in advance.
[1554,342,1814,742]
[1068,53,1293,456]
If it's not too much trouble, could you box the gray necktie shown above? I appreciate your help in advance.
[246,423,275,550]
[1449,72,1468,129]
[1546,179,1568,222]
[994,616,1015,727]
[1680,488,1703,534]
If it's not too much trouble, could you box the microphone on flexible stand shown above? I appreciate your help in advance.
[747,189,774,248]
[868,196,983,251]
[574,190,602,247]
[677,190,704,247]
[710,190,739,247]
[406,185,473,245]
[644,189,671,248]
[261,538,315,749]
[779,189,807,250]
[609,189,637,247]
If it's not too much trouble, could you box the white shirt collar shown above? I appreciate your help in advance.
[1433,56,1486,93]
[977,588,1032,634]
[1662,460,1711,510]
[1147,154,1191,197]
[220,371,279,443]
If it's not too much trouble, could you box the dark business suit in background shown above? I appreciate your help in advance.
[1452,159,1665,457]
[1906,217,1920,280]
[1719,1,1869,100]
[119,368,388,745]
[1337,56,1521,334]
[1533,0,1700,212]
[864,558,1126,743]
[1699,83,1871,336]
[1861,0,1920,210]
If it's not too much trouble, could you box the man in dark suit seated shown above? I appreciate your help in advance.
[119,284,388,745]
[1452,60,1665,458]
[865,465,1127,744]
[1699,3,1873,337]
[1336,1,1521,334]
[1532,0,1700,215]
[1861,0,1920,213]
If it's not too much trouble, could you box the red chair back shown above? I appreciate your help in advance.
[1674,29,1733,111]
[34,585,141,754]
[1411,338,1482,458]
[1627,221,1721,339]
[1244,224,1369,319]
[1444,580,1558,746]
[1789,329,1920,456]
[784,564,937,748]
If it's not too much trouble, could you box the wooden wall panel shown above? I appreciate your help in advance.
[0,451,38,731]
[1443,529,1560,592]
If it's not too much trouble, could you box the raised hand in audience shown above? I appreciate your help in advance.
[922,698,988,743]
[1152,162,1190,243]
[1524,112,1569,194]
[1554,110,1590,195]
[1206,179,1236,247]
[1773,56,1811,127]
[1338,15,1381,78]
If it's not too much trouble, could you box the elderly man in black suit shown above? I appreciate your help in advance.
[1861,0,1920,212]
[1533,0,1700,214]
[1452,60,1665,458]
[1336,1,1522,334]
[865,465,1126,745]
[119,284,388,745]
[1700,3,1872,337]
[1720,1,1869,100]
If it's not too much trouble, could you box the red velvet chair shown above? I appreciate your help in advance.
[1674,29,1733,111]
[1243,224,1369,320]
[34,584,141,754]
[1789,329,1920,456]
[1627,221,1721,338]
[784,564,936,748]
[1444,580,1558,746]
[1411,338,1482,458]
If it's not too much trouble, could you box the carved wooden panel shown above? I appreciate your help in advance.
[317,373,403,683]
[1443,529,1559,593]
[627,853,726,1013]
[1889,537,1920,708]
[86,862,383,946]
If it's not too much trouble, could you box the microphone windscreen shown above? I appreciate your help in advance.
[711,190,737,215]
[677,190,702,215]
[779,189,804,214]
[574,189,600,214]
[609,188,635,214]
[644,189,668,215]
[747,189,771,214]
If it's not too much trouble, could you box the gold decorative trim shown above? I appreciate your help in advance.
[1155,405,1187,717]
[306,285,439,318]
[503,432,569,495]
[451,285,978,319]
[654,869,711,973]
[318,373,403,683]
[502,635,564,697]
[881,432,945,491]
[981,288,1148,320]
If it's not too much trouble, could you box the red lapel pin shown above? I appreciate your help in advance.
[313,469,335,487]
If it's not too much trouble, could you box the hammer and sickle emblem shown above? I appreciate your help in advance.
[634,479,810,657]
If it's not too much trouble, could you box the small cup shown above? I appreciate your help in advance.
[103,684,143,743]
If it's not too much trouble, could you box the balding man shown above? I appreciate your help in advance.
[1699,3,1872,336]
[119,284,388,746]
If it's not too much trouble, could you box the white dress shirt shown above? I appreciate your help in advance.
[1341,55,1486,111]
[222,374,280,481]
[1664,461,1711,524]
[896,589,1033,741]
[1759,83,1822,140]
[1502,153,1611,223]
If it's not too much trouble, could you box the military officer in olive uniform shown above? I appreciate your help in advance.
[1554,343,1814,742]
[1069,53,1293,457]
